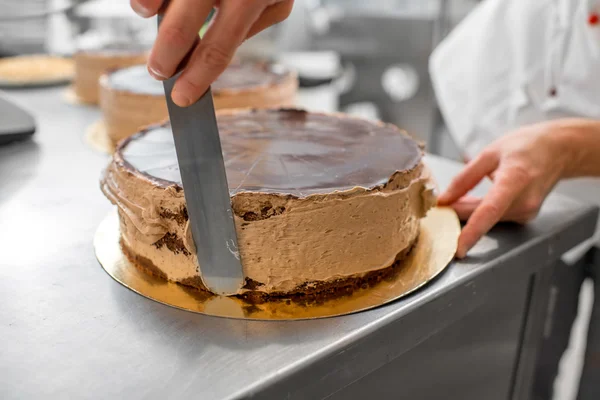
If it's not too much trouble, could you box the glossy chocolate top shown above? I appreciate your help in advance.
[119,109,422,197]
[106,61,292,96]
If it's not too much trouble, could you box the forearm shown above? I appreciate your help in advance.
[552,118,600,179]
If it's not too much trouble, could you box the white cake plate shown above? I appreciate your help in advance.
[94,207,460,320]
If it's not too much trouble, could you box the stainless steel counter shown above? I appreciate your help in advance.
[0,87,597,400]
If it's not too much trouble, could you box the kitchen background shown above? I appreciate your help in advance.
[1,1,592,399]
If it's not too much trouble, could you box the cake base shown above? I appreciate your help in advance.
[64,86,96,106]
[85,119,114,153]
[94,207,460,320]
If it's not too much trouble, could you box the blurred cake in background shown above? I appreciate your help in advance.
[69,0,157,104]
[73,42,148,104]
[0,55,74,87]
[99,61,297,147]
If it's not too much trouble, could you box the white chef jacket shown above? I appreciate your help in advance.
[430,0,600,244]
[430,0,600,158]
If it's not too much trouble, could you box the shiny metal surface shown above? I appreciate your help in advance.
[0,0,49,55]
[311,4,440,146]
[95,207,459,320]
[158,3,243,296]
[162,85,245,296]
[0,87,597,399]
[328,276,531,400]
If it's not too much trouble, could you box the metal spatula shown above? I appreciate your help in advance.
[157,7,244,296]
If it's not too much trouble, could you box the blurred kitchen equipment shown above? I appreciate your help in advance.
[343,102,381,121]
[272,0,478,151]
[0,0,79,56]
[73,0,156,52]
[0,0,155,57]
[0,92,36,145]
[276,51,344,113]
[309,1,443,147]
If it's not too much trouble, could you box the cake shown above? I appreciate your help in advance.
[73,43,148,104]
[100,108,436,300]
[99,61,298,147]
[0,55,74,86]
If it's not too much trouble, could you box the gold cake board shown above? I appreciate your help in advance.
[94,207,460,320]
[84,119,114,154]
[64,86,97,106]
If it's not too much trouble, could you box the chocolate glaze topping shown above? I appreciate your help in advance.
[119,109,422,197]
[107,62,292,96]
[211,62,290,91]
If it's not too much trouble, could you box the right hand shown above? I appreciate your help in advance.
[438,120,574,258]
[130,0,294,107]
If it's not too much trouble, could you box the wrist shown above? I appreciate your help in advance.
[547,118,600,179]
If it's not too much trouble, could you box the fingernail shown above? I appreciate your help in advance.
[171,88,191,107]
[147,65,168,81]
[131,3,152,18]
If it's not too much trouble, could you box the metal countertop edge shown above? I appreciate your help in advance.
[228,201,599,400]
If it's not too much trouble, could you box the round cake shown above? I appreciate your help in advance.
[0,55,74,86]
[100,108,436,300]
[99,61,298,147]
[73,43,149,104]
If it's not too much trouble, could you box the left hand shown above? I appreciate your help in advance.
[437,121,572,258]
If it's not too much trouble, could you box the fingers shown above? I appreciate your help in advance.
[171,1,264,106]
[453,195,541,225]
[438,150,499,205]
[143,0,292,106]
[450,196,481,221]
[456,166,530,258]
[247,0,294,39]
[147,0,214,81]
[130,0,164,18]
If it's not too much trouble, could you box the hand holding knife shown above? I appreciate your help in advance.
[133,0,294,106]
[156,2,245,296]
